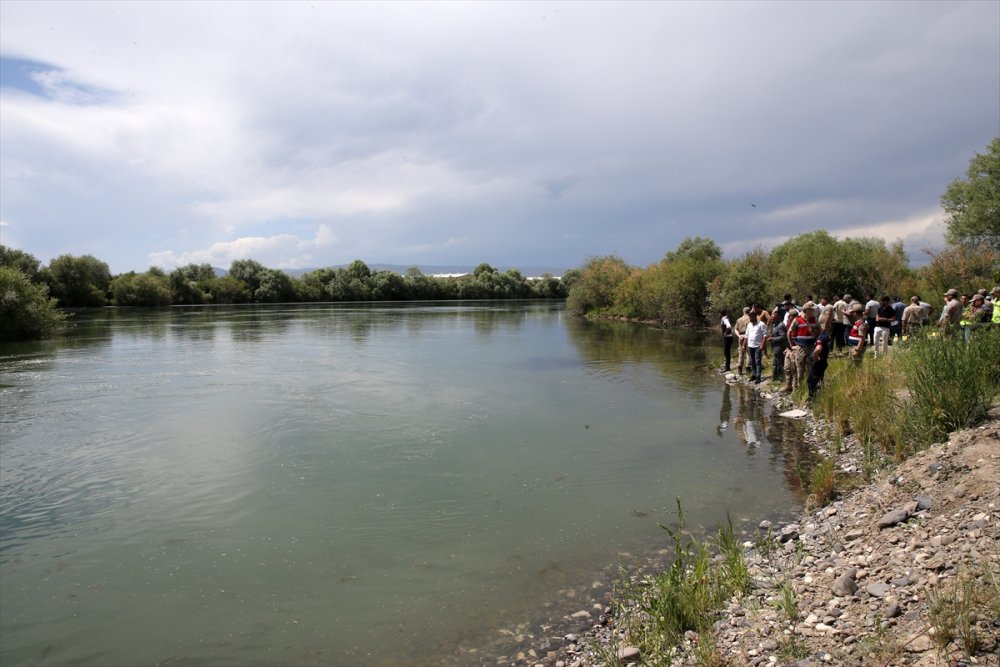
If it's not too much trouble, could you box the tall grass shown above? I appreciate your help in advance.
[611,501,753,660]
[813,355,904,469]
[902,327,1000,445]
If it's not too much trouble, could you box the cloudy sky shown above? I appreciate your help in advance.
[1,1,997,274]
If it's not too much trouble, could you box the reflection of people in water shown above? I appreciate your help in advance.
[727,384,768,447]
[717,383,732,436]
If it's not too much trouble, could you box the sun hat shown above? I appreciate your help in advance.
[944,288,959,297]
[801,301,816,310]
[849,302,864,312]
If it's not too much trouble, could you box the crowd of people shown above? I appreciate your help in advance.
[718,285,1000,401]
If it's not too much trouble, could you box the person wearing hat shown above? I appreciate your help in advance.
[873,295,895,358]
[901,296,924,337]
[964,293,990,341]
[785,300,819,392]
[846,302,868,362]
[939,288,962,334]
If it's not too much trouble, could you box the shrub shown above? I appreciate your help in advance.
[902,326,1000,444]
[0,266,68,341]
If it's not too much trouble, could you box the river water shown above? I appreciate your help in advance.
[0,302,808,666]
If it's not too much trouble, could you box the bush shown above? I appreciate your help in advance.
[0,266,68,341]
[566,256,632,315]
[902,327,1000,444]
[110,272,173,306]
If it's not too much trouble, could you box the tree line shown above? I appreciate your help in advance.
[567,232,998,326]
[568,138,999,325]
[0,252,573,341]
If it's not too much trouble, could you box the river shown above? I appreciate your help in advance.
[0,302,809,666]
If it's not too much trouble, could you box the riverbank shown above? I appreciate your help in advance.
[510,371,999,667]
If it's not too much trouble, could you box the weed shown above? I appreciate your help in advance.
[927,559,1000,659]
[776,635,810,660]
[772,582,799,622]
[608,500,756,661]
[806,457,838,509]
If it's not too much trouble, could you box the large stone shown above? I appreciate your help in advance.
[617,646,641,662]
[914,495,934,511]
[779,524,800,542]
[832,574,859,596]
[865,582,890,598]
[877,508,910,529]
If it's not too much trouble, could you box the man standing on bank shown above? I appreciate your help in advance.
[720,308,734,372]
[745,308,768,384]
[787,301,819,391]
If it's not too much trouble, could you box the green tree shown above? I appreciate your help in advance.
[296,268,338,301]
[169,263,216,304]
[110,272,173,307]
[254,268,295,302]
[941,137,1000,249]
[346,260,372,281]
[43,254,111,307]
[663,236,723,264]
[712,248,772,317]
[917,242,1000,298]
[473,262,497,278]
[0,245,43,282]
[0,266,68,340]
[228,259,268,294]
[369,270,405,300]
[566,256,632,315]
[208,276,251,303]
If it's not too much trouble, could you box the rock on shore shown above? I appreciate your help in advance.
[543,410,1000,667]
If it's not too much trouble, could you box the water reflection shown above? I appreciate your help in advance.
[564,317,714,399]
[1,302,816,667]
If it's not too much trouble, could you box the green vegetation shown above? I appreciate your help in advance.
[567,228,998,326]
[0,248,570,341]
[611,503,752,659]
[814,326,1000,473]
[0,265,68,342]
[941,137,1000,250]
[927,553,1000,660]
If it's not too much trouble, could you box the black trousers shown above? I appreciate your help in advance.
[722,335,733,370]
[831,322,845,350]
[808,361,828,400]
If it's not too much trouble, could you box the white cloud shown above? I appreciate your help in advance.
[147,225,337,270]
[0,1,996,272]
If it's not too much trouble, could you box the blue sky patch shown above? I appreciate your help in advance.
[0,55,110,104]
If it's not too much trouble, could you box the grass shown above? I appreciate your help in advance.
[773,582,799,622]
[606,501,753,663]
[927,557,1000,659]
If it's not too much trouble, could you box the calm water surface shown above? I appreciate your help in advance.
[0,302,808,666]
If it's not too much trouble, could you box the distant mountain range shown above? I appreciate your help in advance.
[213,263,572,278]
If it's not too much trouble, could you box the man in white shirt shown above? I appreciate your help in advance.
[744,309,768,384]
